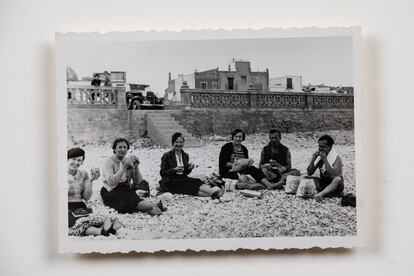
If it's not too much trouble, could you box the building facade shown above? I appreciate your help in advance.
[195,61,269,92]
[269,75,303,92]
[165,72,195,101]
[165,60,269,101]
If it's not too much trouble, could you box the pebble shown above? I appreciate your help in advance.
[73,130,356,240]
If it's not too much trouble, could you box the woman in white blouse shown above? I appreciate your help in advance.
[101,138,166,215]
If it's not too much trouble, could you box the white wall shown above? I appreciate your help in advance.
[269,76,303,92]
[173,73,195,101]
[1,0,414,275]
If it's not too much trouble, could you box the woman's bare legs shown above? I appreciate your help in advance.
[197,190,211,197]
[85,216,112,236]
[198,184,225,197]
[85,226,104,236]
[137,200,163,216]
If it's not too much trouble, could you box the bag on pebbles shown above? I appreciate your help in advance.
[296,178,316,198]
[285,175,301,194]
[223,178,238,192]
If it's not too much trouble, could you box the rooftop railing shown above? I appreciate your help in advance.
[67,85,126,109]
[180,88,354,109]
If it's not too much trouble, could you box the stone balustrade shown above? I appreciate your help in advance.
[180,88,354,109]
[67,85,126,109]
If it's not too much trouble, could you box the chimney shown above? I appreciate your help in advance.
[228,65,231,71]
[168,72,171,81]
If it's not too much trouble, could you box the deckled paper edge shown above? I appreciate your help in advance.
[55,27,364,254]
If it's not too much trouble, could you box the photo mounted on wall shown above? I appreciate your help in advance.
[56,27,363,253]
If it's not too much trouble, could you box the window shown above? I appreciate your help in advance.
[227,77,234,90]
[111,72,126,81]
[212,82,218,89]
[287,78,293,89]
[241,76,247,85]
[200,82,207,89]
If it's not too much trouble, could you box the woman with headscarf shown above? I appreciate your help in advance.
[159,132,225,199]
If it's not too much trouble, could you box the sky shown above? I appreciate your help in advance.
[63,36,353,96]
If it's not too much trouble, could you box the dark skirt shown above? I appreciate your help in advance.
[220,166,265,182]
[100,184,143,214]
[162,176,203,196]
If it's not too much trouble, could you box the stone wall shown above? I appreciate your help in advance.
[67,108,354,144]
[171,108,354,137]
[67,109,146,144]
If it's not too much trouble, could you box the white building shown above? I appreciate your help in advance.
[165,73,195,101]
[269,75,303,92]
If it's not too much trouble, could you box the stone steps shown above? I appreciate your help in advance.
[145,112,201,147]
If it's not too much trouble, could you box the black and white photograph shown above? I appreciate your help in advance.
[6,0,414,274]
[56,28,363,253]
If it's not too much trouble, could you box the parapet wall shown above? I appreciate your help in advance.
[67,109,146,145]
[171,108,354,137]
[67,108,354,144]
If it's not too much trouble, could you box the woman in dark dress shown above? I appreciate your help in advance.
[219,128,276,190]
[159,133,225,199]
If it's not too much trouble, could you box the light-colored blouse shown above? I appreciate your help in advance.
[68,169,89,202]
[102,155,143,191]
[175,152,184,167]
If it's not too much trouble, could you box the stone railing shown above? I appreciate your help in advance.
[180,88,354,109]
[67,85,126,109]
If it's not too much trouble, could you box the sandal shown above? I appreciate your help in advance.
[211,190,220,200]
[107,218,123,235]
[157,200,168,212]
[211,186,221,199]
[100,217,112,236]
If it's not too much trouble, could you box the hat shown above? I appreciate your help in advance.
[68,147,85,160]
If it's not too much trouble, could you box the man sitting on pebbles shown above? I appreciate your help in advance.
[306,135,344,200]
[259,129,300,189]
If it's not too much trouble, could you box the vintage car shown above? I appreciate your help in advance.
[126,84,165,110]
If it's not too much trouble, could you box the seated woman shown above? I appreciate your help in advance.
[159,132,225,199]
[101,138,166,216]
[219,128,276,190]
[67,147,121,236]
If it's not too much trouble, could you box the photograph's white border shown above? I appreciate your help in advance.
[56,27,363,254]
